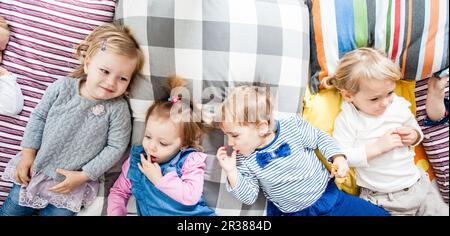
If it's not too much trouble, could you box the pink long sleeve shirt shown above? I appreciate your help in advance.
[107,152,208,216]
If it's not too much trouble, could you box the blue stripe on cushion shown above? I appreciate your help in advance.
[334,0,356,58]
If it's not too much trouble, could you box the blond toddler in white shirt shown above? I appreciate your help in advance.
[324,47,448,216]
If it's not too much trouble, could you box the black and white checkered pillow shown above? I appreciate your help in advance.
[113,0,310,216]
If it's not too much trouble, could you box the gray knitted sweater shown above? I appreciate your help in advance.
[21,77,131,181]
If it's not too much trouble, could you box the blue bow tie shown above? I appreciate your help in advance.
[255,142,291,168]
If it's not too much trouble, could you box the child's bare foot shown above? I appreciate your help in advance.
[426,76,448,121]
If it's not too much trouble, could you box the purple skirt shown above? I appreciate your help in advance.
[2,153,99,213]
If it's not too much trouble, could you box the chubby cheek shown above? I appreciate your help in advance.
[142,139,152,153]
[388,96,394,105]
[237,139,257,156]
[115,82,130,95]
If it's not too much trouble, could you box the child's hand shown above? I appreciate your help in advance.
[48,169,90,194]
[426,76,448,121]
[395,126,420,146]
[331,155,349,178]
[216,146,237,175]
[15,154,35,186]
[376,129,404,154]
[216,146,239,188]
[138,154,162,185]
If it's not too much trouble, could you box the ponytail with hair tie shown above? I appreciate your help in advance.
[321,74,337,89]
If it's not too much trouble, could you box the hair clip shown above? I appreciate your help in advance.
[101,39,107,51]
[168,96,181,104]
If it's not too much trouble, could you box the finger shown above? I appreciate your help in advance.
[396,129,410,135]
[17,169,30,184]
[402,138,413,145]
[388,128,397,135]
[153,162,160,168]
[58,189,70,194]
[49,187,65,194]
[15,171,22,184]
[56,168,68,176]
[393,135,402,143]
[29,164,34,177]
[338,167,348,178]
[336,166,344,177]
[51,187,70,194]
[138,162,144,172]
[217,150,227,157]
[48,181,67,192]
[217,151,228,160]
[230,150,238,160]
[140,154,149,163]
[20,172,30,184]
[330,166,336,178]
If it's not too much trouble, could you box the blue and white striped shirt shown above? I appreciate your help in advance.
[227,115,344,213]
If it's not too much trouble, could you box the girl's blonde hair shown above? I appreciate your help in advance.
[70,22,144,85]
[322,47,401,94]
[220,85,275,134]
[0,16,9,31]
[145,75,206,151]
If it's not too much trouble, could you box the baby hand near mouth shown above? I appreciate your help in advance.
[140,150,157,163]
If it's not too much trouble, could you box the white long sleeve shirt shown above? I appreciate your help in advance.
[333,95,423,193]
[0,73,23,116]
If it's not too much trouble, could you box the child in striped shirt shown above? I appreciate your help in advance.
[215,86,389,216]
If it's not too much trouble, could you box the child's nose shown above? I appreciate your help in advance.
[148,142,157,152]
[105,76,117,87]
[381,98,390,107]
[227,139,234,147]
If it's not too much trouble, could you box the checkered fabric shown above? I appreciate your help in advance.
[112,0,310,216]
[0,0,116,210]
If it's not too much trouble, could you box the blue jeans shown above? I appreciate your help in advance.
[267,180,390,216]
[0,184,75,216]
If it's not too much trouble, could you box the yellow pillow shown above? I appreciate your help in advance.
[303,80,433,195]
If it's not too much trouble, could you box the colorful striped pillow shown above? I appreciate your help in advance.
[308,0,449,93]
[0,0,116,208]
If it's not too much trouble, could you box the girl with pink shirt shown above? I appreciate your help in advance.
[107,76,215,216]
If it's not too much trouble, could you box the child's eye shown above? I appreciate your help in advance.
[160,142,168,147]
[120,77,128,81]
[370,98,378,101]
[145,135,151,139]
[231,134,239,138]
[100,69,109,74]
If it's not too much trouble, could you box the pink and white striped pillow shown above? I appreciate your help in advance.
[0,0,116,207]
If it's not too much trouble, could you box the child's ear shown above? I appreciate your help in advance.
[83,57,90,74]
[257,120,270,137]
[341,90,353,102]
